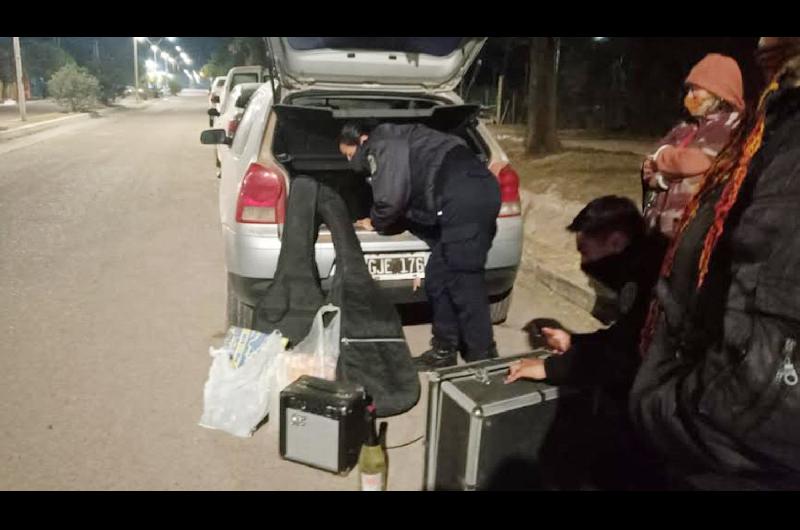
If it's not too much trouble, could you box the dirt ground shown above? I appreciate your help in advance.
[490,124,652,206]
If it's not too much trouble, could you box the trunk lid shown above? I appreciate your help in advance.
[266,37,486,92]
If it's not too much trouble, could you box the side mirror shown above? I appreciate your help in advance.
[200,129,231,146]
[211,94,220,104]
[207,108,220,117]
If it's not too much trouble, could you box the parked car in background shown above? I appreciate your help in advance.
[217,66,267,117]
[208,76,227,126]
[201,38,522,330]
[208,82,263,178]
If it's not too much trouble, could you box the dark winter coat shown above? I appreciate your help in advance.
[631,62,800,490]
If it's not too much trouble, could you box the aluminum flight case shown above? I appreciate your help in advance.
[423,352,592,491]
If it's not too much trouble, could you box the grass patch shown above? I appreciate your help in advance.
[493,127,645,205]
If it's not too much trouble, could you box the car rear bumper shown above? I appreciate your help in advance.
[223,216,522,280]
[229,265,518,309]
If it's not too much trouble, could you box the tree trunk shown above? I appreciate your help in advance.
[526,37,562,155]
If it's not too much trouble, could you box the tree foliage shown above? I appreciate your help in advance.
[201,37,269,79]
[21,41,75,81]
[47,63,100,112]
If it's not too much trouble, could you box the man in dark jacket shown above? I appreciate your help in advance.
[506,196,666,399]
[338,121,501,370]
[505,197,668,488]
[631,37,800,490]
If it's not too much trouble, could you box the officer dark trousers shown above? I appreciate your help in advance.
[423,146,501,362]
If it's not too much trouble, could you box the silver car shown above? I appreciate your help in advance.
[202,38,523,328]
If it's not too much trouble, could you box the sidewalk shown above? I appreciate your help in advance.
[0,96,153,142]
[490,124,657,321]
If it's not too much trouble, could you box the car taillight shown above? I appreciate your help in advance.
[236,163,286,224]
[226,118,239,137]
[497,164,521,217]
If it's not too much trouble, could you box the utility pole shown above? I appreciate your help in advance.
[12,37,26,122]
[93,39,100,62]
[133,38,141,102]
[496,75,504,125]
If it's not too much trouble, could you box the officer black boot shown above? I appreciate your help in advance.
[462,342,499,363]
[414,338,459,371]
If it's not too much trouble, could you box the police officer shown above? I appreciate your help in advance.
[505,196,669,489]
[338,120,501,370]
[507,196,666,396]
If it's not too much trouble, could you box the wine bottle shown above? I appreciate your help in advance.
[358,404,387,491]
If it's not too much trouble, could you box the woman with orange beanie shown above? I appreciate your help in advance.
[642,53,744,239]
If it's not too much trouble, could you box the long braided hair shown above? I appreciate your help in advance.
[639,75,782,356]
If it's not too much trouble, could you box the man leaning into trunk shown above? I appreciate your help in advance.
[338,120,501,371]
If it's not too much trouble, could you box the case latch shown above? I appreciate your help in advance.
[473,368,491,385]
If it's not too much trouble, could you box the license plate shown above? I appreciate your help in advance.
[365,253,430,281]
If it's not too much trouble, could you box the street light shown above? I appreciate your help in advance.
[138,38,180,91]
[133,38,146,102]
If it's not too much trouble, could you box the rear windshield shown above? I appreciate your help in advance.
[231,73,259,87]
[286,37,463,57]
[241,87,259,101]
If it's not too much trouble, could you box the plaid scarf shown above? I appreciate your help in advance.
[639,75,782,357]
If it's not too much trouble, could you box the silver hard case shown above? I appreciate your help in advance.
[423,352,575,491]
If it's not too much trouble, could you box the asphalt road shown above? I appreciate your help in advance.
[0,93,600,490]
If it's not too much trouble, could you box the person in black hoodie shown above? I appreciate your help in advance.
[338,120,501,371]
[505,195,667,489]
[631,37,800,490]
[506,196,665,395]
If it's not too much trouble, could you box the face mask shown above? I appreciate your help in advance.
[348,145,371,174]
[684,91,720,117]
[580,250,633,292]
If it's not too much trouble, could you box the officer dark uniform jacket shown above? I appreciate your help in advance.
[351,122,501,361]
[543,233,668,402]
[539,232,669,489]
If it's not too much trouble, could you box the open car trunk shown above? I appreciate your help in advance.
[267,37,486,92]
[271,99,485,229]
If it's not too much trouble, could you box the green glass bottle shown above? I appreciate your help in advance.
[358,405,386,491]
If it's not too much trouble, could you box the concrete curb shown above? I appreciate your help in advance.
[530,261,618,323]
[0,112,91,141]
[519,188,619,323]
[0,100,153,142]
[532,262,597,314]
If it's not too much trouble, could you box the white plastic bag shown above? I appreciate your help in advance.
[282,304,341,383]
[267,305,341,431]
[199,327,286,438]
